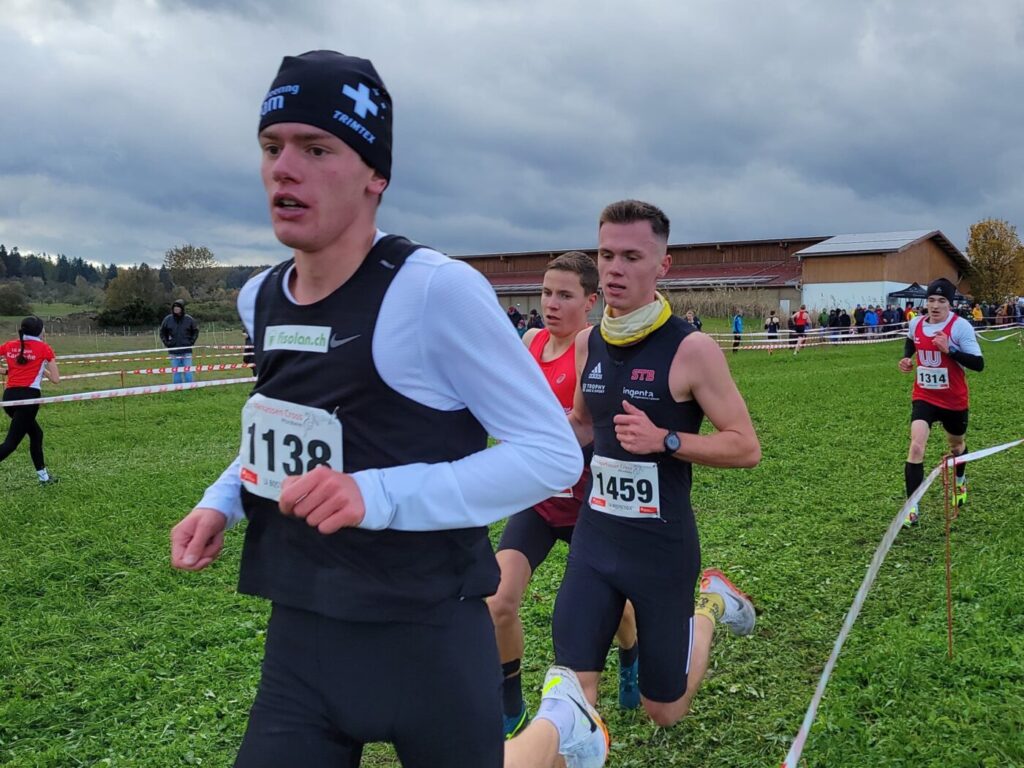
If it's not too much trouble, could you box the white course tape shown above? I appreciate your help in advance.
[0,377,251,407]
[976,328,1022,342]
[781,438,1022,768]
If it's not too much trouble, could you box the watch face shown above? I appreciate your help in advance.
[665,432,681,452]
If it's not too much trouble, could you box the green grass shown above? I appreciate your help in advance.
[1,335,1023,766]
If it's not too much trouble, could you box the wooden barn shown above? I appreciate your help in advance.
[457,229,969,317]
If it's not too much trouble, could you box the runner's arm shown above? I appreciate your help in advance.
[189,276,265,529]
[43,360,60,384]
[195,456,245,528]
[673,333,760,468]
[352,261,581,532]
[949,319,984,370]
[567,326,594,447]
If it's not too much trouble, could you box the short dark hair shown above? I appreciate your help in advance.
[599,200,670,241]
[546,250,599,295]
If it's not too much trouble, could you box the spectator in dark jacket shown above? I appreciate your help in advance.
[242,329,256,377]
[159,299,200,384]
[507,305,523,329]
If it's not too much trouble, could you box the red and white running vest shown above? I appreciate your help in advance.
[912,315,969,411]
[529,329,588,527]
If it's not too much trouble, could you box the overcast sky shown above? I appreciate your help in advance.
[2,0,1022,267]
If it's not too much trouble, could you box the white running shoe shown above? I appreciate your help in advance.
[700,568,756,636]
[540,666,609,768]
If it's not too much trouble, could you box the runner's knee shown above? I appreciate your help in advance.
[487,587,521,629]
[643,698,688,727]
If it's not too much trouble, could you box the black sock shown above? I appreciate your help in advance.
[954,447,967,482]
[501,659,523,716]
[905,461,924,498]
[618,641,638,668]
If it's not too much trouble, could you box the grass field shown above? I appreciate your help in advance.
[1,331,1022,767]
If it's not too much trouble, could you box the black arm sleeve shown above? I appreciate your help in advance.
[903,338,915,358]
[950,349,984,372]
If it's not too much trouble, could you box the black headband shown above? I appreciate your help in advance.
[258,50,393,181]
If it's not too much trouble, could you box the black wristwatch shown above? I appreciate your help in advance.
[663,430,681,455]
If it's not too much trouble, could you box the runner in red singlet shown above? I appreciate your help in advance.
[898,277,983,526]
[0,316,60,483]
[488,251,639,738]
[792,304,810,355]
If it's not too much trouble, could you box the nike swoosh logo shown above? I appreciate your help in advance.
[569,696,597,733]
[329,334,360,349]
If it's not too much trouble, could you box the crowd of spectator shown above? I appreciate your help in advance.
[507,305,546,337]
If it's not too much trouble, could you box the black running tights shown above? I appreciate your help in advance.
[1,387,45,471]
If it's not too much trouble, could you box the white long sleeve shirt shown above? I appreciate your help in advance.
[197,231,582,532]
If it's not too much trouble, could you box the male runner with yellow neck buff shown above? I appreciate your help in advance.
[556,199,761,728]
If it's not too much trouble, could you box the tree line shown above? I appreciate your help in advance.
[0,243,266,328]
[1,218,1021,326]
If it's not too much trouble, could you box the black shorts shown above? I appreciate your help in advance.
[794,325,807,336]
[496,507,574,572]
[235,601,503,768]
[552,513,700,703]
[911,400,969,437]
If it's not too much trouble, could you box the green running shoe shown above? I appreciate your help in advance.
[503,705,529,740]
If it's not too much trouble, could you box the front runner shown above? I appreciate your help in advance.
[489,251,639,739]
[170,50,607,768]
[898,277,983,526]
[556,199,761,727]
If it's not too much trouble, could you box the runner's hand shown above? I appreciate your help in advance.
[614,400,667,455]
[171,507,227,570]
[932,332,950,354]
[898,357,914,373]
[279,466,366,534]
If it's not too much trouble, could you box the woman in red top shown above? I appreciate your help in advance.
[1,316,60,483]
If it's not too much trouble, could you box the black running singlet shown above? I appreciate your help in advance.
[579,316,704,541]
[239,236,496,623]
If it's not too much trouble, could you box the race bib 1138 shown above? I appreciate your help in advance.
[240,393,343,501]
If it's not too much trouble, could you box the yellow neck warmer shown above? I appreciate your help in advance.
[600,292,672,346]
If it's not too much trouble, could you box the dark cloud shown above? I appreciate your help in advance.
[2,1,1022,266]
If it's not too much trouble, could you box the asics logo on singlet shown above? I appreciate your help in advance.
[588,363,603,380]
[918,350,942,367]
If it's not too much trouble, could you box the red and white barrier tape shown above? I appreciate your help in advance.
[57,344,252,361]
[62,351,249,366]
[705,327,908,340]
[0,377,252,407]
[781,437,1024,768]
[732,334,904,351]
[61,363,254,381]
